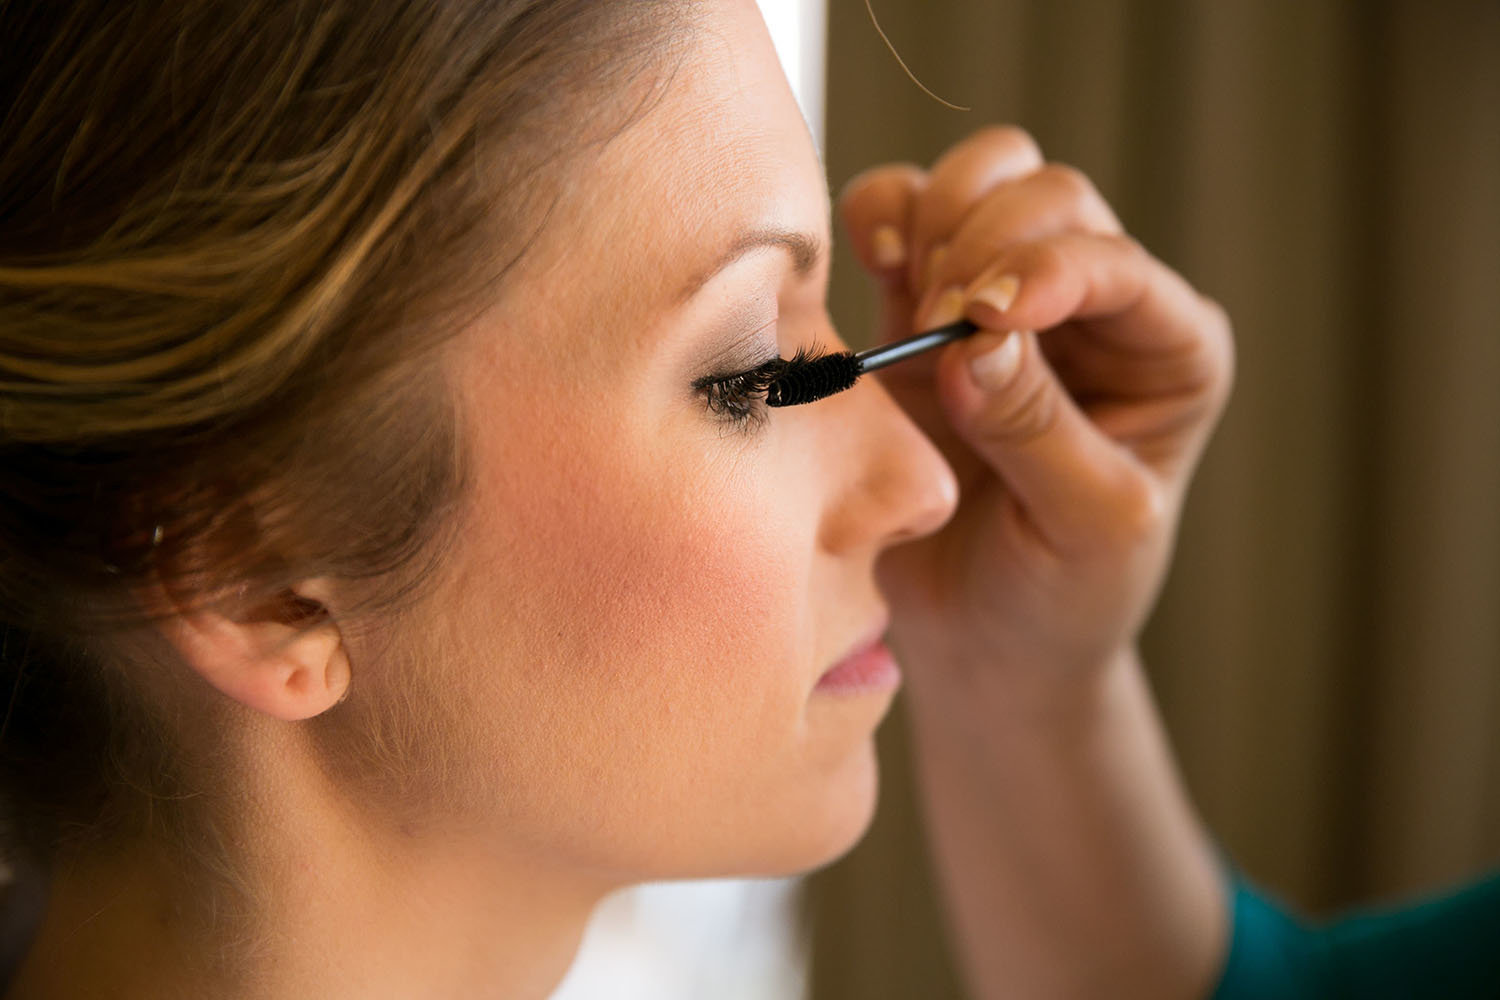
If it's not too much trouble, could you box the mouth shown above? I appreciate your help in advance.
[814,614,900,696]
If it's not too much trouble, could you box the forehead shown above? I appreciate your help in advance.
[516,0,830,329]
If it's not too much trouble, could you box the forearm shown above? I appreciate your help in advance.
[902,647,1228,1000]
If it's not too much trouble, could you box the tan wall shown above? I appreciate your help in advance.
[807,2,1500,996]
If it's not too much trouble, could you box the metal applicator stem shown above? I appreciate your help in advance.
[852,317,980,372]
[765,317,985,407]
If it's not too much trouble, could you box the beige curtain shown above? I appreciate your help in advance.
[806,2,1500,996]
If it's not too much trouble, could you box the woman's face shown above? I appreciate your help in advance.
[367,0,957,881]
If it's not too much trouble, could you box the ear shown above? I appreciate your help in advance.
[158,577,352,722]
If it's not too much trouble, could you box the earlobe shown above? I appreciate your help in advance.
[159,580,352,722]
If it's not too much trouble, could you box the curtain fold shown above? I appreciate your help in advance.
[808,2,1500,996]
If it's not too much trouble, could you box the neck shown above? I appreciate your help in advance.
[8,746,611,1000]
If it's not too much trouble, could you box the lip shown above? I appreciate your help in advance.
[814,613,900,695]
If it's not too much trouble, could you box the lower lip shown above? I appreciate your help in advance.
[814,639,901,695]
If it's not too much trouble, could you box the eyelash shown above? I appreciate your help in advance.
[694,344,830,433]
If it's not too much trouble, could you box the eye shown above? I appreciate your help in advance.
[694,356,785,434]
[692,344,830,434]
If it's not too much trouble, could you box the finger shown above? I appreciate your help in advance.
[959,233,1233,390]
[934,328,1160,556]
[907,125,1044,293]
[955,233,1235,483]
[915,163,1123,328]
[837,163,926,283]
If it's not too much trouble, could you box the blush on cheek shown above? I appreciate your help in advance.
[560,464,798,696]
[465,414,809,736]
[441,389,829,875]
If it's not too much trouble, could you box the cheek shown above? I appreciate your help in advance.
[444,409,818,864]
[499,428,801,689]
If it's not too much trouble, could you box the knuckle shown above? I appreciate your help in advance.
[974,124,1043,162]
[984,369,1061,446]
[1103,230,1146,258]
[1021,237,1071,279]
[1039,161,1096,202]
[1109,474,1166,545]
[1201,293,1233,343]
[1197,293,1237,401]
[837,163,923,213]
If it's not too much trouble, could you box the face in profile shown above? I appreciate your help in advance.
[340,0,957,885]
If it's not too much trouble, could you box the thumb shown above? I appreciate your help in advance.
[934,328,1159,555]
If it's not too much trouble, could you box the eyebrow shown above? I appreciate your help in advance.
[674,227,826,305]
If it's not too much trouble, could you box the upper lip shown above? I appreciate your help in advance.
[819,610,891,680]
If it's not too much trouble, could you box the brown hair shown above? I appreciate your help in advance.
[0,0,688,875]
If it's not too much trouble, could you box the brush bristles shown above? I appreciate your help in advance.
[765,353,862,407]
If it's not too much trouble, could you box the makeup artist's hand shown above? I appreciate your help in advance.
[836,125,1236,1000]
[839,126,1235,689]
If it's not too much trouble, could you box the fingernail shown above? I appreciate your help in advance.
[872,225,906,268]
[970,273,1020,314]
[922,286,966,330]
[968,332,1022,391]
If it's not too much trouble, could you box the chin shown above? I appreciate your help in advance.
[615,735,885,883]
[734,735,884,880]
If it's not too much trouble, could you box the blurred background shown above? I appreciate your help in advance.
[558,1,1500,996]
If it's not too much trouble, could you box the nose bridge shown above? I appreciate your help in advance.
[812,374,958,555]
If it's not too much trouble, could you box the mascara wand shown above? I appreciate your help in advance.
[765,317,981,407]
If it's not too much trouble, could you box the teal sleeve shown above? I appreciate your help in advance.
[1211,867,1500,999]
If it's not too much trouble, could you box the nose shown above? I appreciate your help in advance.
[813,365,959,556]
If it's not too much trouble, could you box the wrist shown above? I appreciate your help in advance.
[901,641,1227,1000]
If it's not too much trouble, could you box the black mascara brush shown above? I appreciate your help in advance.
[765,317,980,407]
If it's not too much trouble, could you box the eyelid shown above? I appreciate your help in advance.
[694,315,780,387]
[691,347,781,394]
[715,314,778,359]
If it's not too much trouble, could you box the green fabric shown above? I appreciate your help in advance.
[1211,868,1500,999]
